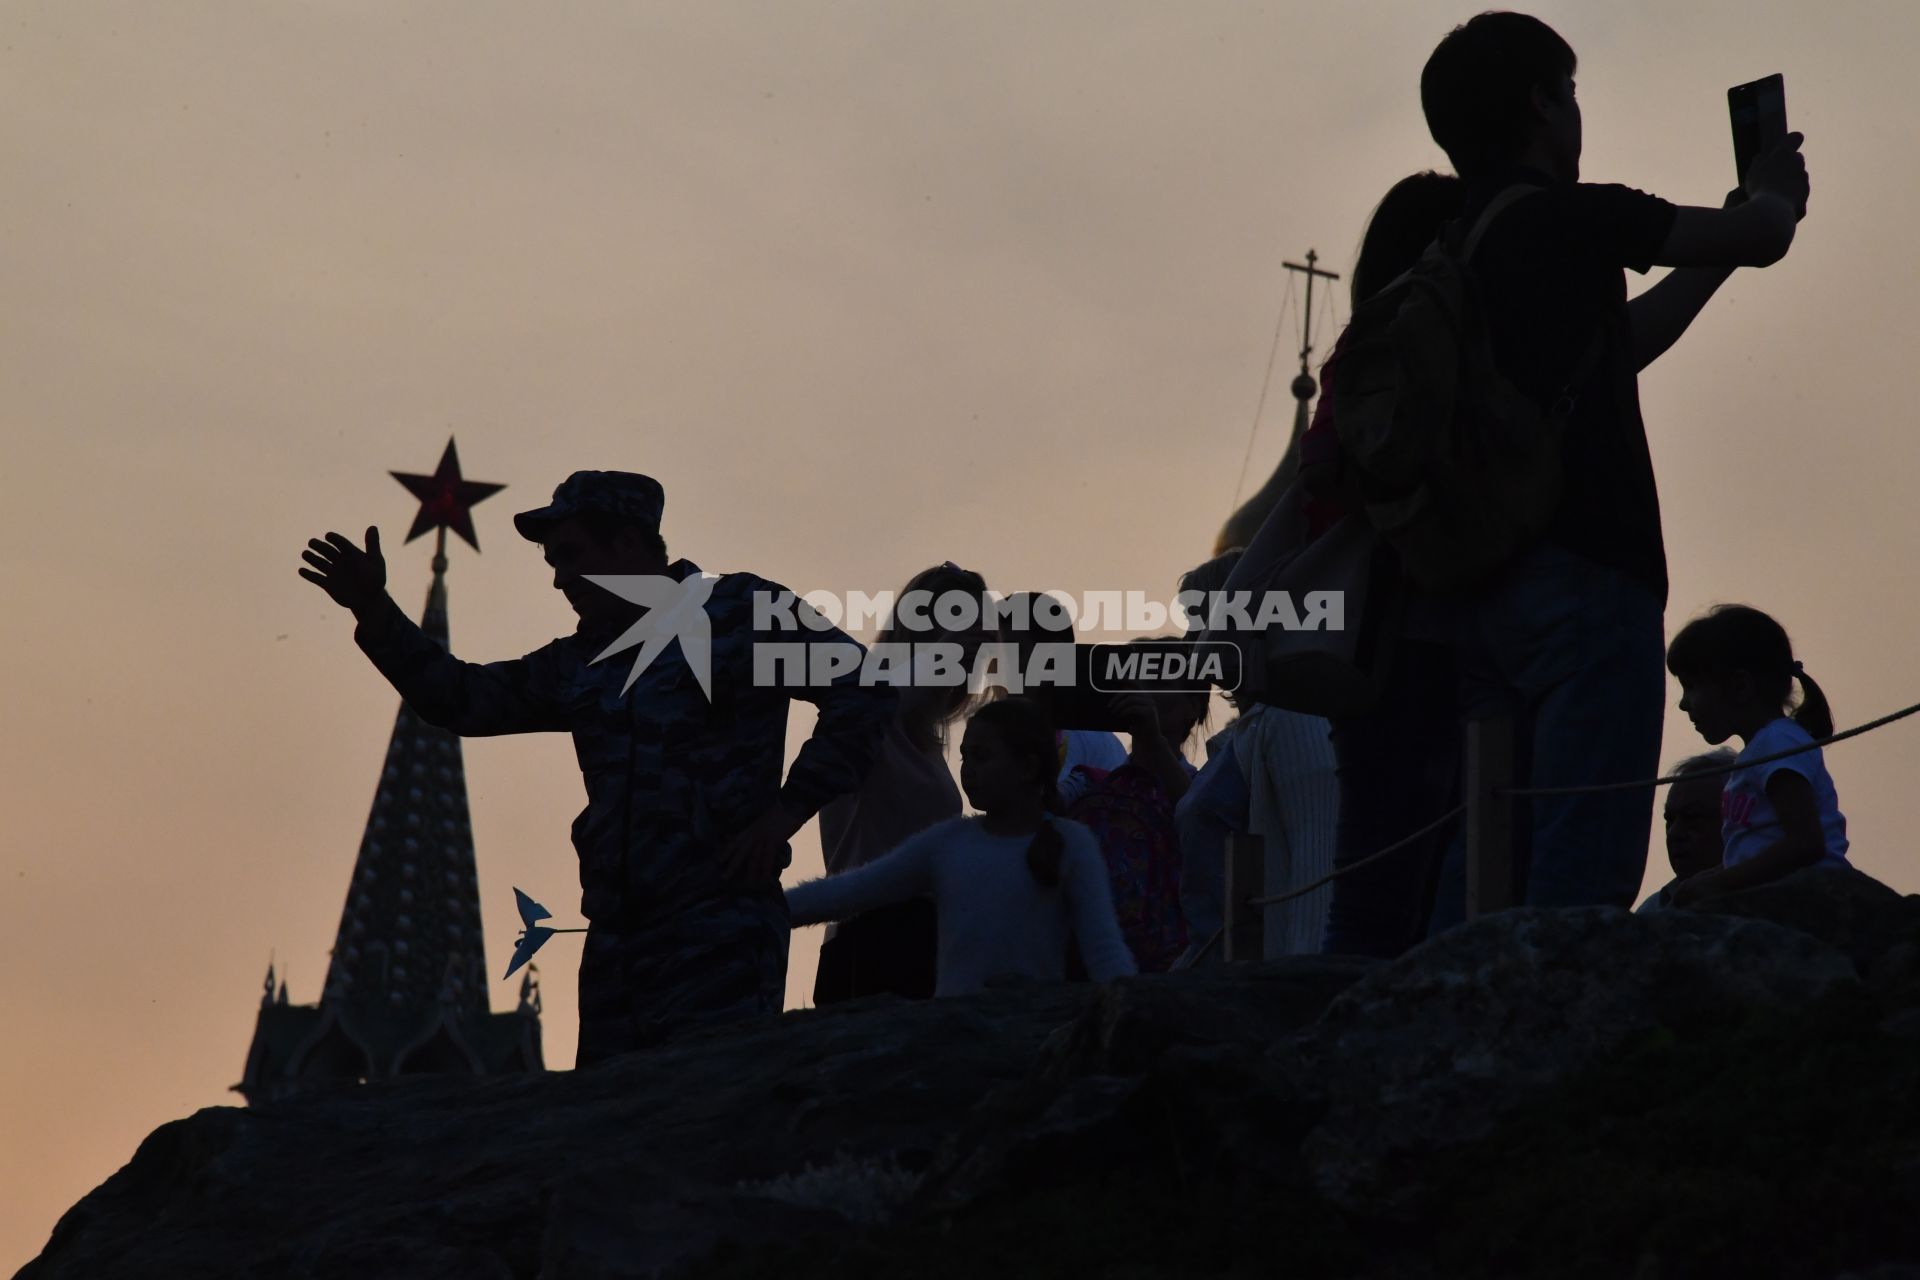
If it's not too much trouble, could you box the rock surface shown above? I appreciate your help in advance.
[21,881,1920,1280]
[1297,906,1859,1213]
[1695,862,1920,976]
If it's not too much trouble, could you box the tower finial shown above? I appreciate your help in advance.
[390,436,505,553]
[1215,246,1345,557]
[1282,248,1341,403]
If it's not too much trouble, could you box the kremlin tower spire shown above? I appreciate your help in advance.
[238,440,540,1103]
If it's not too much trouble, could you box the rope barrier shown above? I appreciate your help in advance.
[1177,802,1462,965]
[1247,802,1467,908]
[1498,697,1920,799]
[1173,927,1225,970]
[1196,694,1918,963]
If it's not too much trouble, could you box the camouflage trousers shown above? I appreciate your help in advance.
[574,891,789,1068]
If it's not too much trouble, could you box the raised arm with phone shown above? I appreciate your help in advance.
[1660,73,1807,263]
[1628,76,1810,370]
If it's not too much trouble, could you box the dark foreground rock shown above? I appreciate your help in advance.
[1299,906,1857,1214]
[21,884,1920,1280]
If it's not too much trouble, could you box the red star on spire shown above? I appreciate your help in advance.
[390,438,506,551]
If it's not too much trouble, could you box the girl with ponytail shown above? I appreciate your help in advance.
[1665,605,1849,905]
[787,697,1135,995]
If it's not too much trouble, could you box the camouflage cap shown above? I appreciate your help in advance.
[513,470,666,542]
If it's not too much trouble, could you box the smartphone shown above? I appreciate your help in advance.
[1728,74,1787,183]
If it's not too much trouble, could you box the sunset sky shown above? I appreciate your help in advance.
[6,1,1918,1267]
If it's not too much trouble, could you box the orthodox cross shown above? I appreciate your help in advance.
[1281,249,1341,402]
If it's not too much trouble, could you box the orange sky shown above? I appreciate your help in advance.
[5,1,1918,1267]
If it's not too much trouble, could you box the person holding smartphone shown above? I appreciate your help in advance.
[1415,13,1811,929]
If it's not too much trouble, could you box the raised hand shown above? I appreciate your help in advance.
[1744,131,1809,221]
[299,525,390,618]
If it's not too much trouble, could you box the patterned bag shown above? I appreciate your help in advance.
[1064,763,1188,973]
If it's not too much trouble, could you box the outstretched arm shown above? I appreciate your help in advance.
[1631,134,1809,370]
[302,526,570,736]
[1652,197,1795,269]
[1651,133,1808,271]
[785,831,936,926]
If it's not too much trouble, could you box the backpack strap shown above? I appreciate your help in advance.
[1460,183,1543,262]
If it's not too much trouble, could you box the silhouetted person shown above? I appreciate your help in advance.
[301,471,894,1065]
[1174,552,1339,963]
[1297,172,1466,959]
[1666,605,1848,906]
[1061,671,1209,974]
[1418,13,1812,928]
[788,697,1136,994]
[994,589,1129,785]
[1635,748,1734,913]
[812,562,992,1006]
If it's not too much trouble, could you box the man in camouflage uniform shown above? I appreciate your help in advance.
[301,471,894,1066]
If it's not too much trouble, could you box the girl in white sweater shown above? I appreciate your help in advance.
[787,697,1137,996]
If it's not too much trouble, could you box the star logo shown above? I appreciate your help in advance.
[582,572,720,698]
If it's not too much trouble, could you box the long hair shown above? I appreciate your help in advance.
[1351,171,1467,306]
[879,562,992,734]
[1667,604,1834,740]
[984,589,1076,706]
[967,696,1066,887]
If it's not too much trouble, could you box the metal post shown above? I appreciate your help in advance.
[1465,716,1515,920]
[1264,829,1294,959]
[1224,832,1267,962]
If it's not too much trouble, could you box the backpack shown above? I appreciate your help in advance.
[1063,763,1188,973]
[1327,184,1604,594]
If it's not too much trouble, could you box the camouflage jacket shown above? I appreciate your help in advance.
[356,559,895,928]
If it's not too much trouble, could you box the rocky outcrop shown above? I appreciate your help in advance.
[22,878,1920,1280]
[1297,906,1858,1214]
[1694,862,1920,976]
[21,985,1085,1280]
